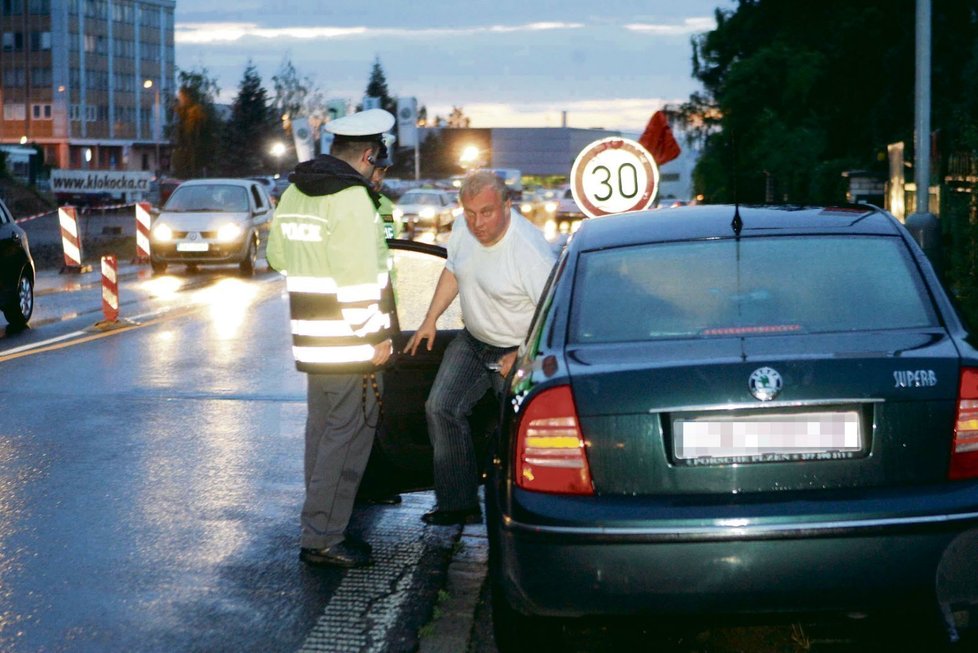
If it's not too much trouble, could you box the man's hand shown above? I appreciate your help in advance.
[372,339,393,366]
[497,350,518,377]
[405,319,437,356]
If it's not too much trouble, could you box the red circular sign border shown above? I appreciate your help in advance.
[571,138,659,218]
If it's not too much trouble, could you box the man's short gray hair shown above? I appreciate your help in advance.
[459,170,509,204]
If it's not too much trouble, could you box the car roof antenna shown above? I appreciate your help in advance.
[730,129,743,237]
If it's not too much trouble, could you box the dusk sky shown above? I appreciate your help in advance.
[174,1,732,133]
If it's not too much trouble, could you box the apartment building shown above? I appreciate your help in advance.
[0,0,174,172]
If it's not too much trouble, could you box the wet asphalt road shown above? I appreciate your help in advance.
[0,263,459,652]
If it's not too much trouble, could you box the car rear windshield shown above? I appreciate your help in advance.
[400,192,442,206]
[165,185,250,212]
[570,235,938,343]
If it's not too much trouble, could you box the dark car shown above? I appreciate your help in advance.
[482,204,978,649]
[0,198,35,329]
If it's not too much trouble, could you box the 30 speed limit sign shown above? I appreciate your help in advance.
[570,137,659,218]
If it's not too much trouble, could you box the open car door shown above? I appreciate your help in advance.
[358,239,499,498]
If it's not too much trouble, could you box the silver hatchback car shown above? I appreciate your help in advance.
[149,178,273,275]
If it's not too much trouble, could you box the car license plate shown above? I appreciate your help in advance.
[177,242,209,252]
[672,410,862,464]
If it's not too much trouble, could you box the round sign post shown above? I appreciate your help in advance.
[570,137,659,218]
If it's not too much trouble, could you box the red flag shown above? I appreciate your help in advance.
[638,110,681,166]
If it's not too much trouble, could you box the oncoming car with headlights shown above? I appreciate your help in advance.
[487,204,978,649]
[150,178,273,275]
[392,189,460,239]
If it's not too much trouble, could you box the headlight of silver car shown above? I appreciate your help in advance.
[217,222,244,243]
[152,223,173,242]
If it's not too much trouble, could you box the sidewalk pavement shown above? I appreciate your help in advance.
[419,522,492,653]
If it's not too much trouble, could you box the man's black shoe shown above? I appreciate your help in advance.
[300,541,373,569]
[421,507,482,526]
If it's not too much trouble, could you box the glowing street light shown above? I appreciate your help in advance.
[269,142,287,158]
[143,79,161,173]
[459,145,481,170]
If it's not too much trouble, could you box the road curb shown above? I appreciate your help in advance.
[418,523,489,653]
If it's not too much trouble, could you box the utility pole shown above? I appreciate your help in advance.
[906,0,941,273]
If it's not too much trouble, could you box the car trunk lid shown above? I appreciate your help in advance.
[565,330,961,495]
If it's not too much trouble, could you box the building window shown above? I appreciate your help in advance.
[28,0,49,14]
[2,31,23,51]
[32,103,52,120]
[2,68,25,87]
[83,0,106,19]
[29,31,51,51]
[31,67,52,86]
[112,0,132,23]
[69,104,81,120]
[2,0,23,16]
[3,103,26,120]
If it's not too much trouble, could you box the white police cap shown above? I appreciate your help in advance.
[325,108,395,137]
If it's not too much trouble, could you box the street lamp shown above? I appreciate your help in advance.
[459,145,481,170]
[269,141,287,159]
[143,79,161,174]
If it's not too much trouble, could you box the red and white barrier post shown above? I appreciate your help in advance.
[59,205,89,273]
[101,255,119,323]
[133,201,152,264]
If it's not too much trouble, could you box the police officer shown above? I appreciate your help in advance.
[371,134,401,239]
[266,108,396,569]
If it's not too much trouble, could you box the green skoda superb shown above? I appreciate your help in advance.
[486,204,978,649]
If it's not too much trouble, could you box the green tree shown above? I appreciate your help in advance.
[362,57,396,116]
[170,67,223,179]
[222,62,278,176]
[680,1,944,204]
[446,106,470,129]
[272,56,309,128]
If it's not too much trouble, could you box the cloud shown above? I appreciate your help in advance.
[431,98,683,132]
[175,21,583,44]
[624,17,715,35]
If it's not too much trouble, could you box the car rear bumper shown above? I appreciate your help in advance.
[492,485,978,618]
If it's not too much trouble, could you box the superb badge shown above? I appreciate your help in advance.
[749,367,783,401]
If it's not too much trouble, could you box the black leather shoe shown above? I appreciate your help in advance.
[421,507,482,526]
[300,541,373,568]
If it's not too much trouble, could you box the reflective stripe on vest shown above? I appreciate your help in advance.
[294,344,375,364]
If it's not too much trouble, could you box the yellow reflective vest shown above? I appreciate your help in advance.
[267,182,393,374]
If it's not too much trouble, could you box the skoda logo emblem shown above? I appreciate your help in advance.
[189,232,198,241]
[749,367,783,401]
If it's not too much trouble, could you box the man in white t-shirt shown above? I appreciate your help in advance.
[405,170,556,525]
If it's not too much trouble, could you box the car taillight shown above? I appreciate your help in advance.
[515,385,593,495]
[950,368,978,480]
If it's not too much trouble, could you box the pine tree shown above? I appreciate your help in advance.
[363,57,396,116]
[223,62,277,177]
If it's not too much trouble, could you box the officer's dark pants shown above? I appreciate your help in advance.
[301,372,382,549]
